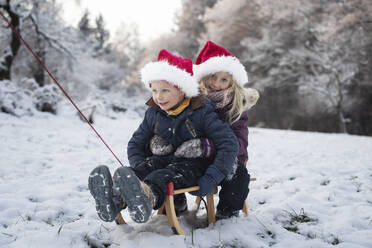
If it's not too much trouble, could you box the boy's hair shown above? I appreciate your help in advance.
[199,74,255,124]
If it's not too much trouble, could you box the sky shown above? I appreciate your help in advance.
[57,0,182,42]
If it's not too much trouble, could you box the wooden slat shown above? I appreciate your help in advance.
[206,193,216,224]
[174,186,200,195]
[115,212,126,225]
[242,177,256,216]
[242,201,248,216]
[157,204,165,215]
[164,195,186,235]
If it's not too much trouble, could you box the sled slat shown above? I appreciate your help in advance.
[164,183,186,235]
[206,194,216,224]
[115,212,126,225]
[174,186,200,195]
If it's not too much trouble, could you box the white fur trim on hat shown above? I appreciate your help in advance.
[193,56,248,86]
[141,61,199,98]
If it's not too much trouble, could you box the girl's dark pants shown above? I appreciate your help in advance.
[217,162,250,213]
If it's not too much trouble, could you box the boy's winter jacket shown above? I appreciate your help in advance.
[127,96,239,183]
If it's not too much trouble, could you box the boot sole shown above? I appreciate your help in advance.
[88,165,117,222]
[113,167,152,223]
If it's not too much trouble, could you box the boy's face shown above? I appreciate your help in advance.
[151,80,185,111]
[204,71,232,92]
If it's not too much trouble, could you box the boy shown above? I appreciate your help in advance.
[88,49,239,223]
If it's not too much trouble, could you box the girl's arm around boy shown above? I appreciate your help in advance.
[193,98,239,196]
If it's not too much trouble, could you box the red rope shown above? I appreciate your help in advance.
[0,11,124,166]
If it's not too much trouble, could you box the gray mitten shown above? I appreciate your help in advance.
[149,135,174,156]
[174,139,203,158]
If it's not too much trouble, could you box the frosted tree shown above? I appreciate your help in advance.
[309,0,372,134]
[204,0,372,135]
[0,0,126,116]
[173,0,217,58]
[0,0,74,84]
[110,23,143,85]
[203,0,264,56]
[78,11,110,58]
[0,0,27,80]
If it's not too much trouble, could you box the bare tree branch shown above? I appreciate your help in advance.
[28,14,76,60]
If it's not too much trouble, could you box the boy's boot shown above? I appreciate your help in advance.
[88,165,122,222]
[113,166,155,223]
[160,193,188,216]
[173,193,188,215]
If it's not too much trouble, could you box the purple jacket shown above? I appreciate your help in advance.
[230,111,249,164]
[216,107,249,164]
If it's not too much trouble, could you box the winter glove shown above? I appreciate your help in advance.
[191,166,226,197]
[174,138,215,158]
[132,156,164,170]
[131,159,147,169]
[149,135,174,156]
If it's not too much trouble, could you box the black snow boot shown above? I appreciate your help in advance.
[88,165,121,222]
[113,166,155,223]
[174,193,188,215]
[160,193,188,216]
[216,210,239,221]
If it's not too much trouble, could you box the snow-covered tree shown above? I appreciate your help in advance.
[78,10,110,58]
[173,0,217,58]
[203,0,372,135]
[110,22,143,85]
[0,0,127,116]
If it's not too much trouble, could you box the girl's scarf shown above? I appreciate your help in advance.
[207,89,233,109]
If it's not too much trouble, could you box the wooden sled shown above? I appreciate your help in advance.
[115,178,256,235]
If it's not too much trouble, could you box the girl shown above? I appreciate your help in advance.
[88,49,239,224]
[192,40,259,219]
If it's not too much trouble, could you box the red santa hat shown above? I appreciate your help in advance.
[194,41,248,86]
[140,49,199,97]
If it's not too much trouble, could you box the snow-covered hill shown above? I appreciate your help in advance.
[1,102,371,248]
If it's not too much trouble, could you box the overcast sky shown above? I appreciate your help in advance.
[57,0,182,42]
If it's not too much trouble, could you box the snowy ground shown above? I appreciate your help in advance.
[1,101,372,248]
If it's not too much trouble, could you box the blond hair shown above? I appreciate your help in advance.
[199,74,259,124]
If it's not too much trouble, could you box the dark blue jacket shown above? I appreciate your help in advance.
[127,96,239,178]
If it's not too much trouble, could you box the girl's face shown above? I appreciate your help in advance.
[151,80,185,111]
[204,71,232,92]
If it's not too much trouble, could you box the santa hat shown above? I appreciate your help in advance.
[141,49,199,97]
[194,41,248,86]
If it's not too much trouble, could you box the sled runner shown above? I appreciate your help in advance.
[114,178,256,235]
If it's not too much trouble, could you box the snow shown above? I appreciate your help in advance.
[1,100,372,248]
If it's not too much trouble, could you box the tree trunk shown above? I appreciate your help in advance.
[34,42,46,86]
[337,104,347,134]
[0,2,21,80]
